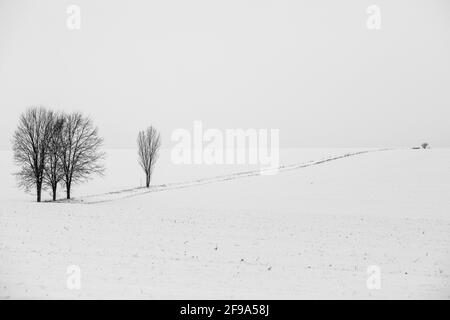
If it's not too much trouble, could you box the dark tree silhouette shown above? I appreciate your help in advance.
[138,126,161,188]
[60,112,105,199]
[12,107,55,202]
[421,142,429,149]
[43,114,65,201]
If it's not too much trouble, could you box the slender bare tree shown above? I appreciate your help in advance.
[12,107,55,202]
[137,126,161,188]
[43,114,65,201]
[60,112,105,199]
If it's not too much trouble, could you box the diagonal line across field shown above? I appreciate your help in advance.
[59,148,393,204]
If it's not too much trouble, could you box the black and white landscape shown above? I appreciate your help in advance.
[0,0,449,299]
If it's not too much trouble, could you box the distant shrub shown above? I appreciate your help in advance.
[421,143,429,149]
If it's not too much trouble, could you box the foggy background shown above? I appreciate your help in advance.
[0,0,449,150]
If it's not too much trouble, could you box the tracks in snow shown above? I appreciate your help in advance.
[62,148,392,204]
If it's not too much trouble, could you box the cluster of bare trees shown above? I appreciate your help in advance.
[13,106,161,202]
[12,107,105,202]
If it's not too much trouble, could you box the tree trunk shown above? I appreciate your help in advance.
[66,181,71,199]
[52,184,57,201]
[36,182,42,203]
[146,173,150,188]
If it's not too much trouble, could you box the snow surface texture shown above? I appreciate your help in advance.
[0,148,449,299]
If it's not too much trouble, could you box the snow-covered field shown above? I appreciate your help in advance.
[0,148,449,299]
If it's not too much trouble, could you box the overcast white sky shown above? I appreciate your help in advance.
[0,0,449,149]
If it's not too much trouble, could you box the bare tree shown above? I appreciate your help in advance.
[60,112,105,199]
[138,126,161,188]
[43,114,65,201]
[12,107,55,202]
